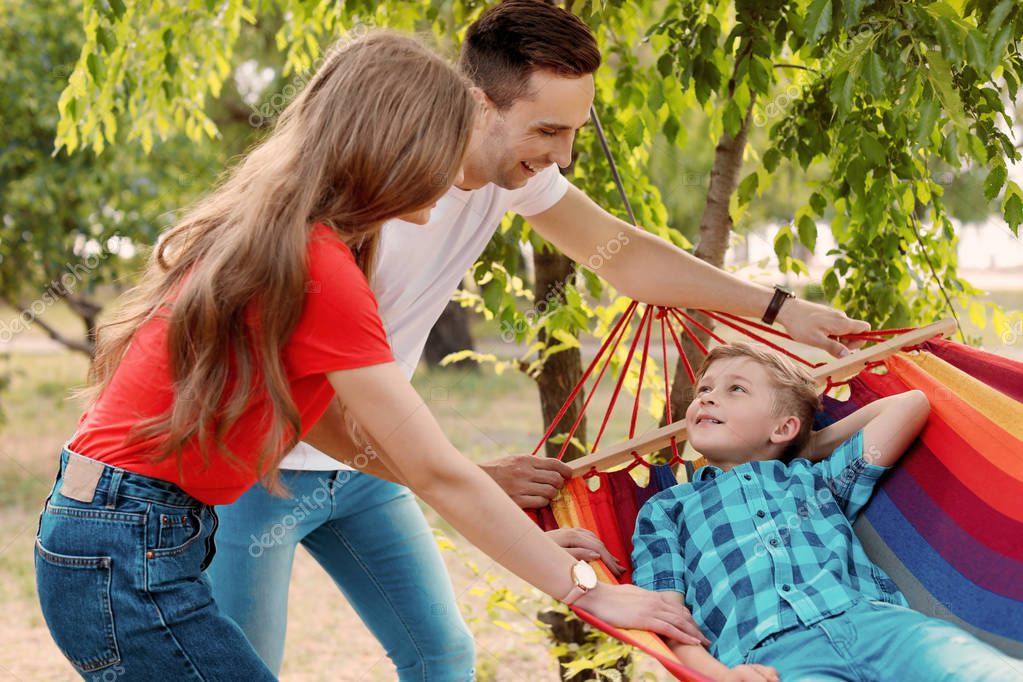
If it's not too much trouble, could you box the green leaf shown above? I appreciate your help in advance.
[722,99,743,138]
[924,48,967,130]
[823,269,840,300]
[797,214,818,251]
[657,53,673,78]
[1003,181,1023,236]
[97,26,116,54]
[914,96,939,146]
[865,52,885,99]
[749,57,770,94]
[737,172,759,206]
[164,52,178,77]
[984,165,1007,201]
[809,192,827,217]
[804,0,832,45]
[774,224,793,261]
[986,0,1014,37]
[108,0,126,20]
[965,31,988,72]
[844,0,869,26]
[859,134,887,165]
[86,52,101,83]
[763,147,781,173]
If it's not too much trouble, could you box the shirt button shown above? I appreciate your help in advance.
[743,474,752,481]
[769,538,779,546]
[757,510,766,518]
[782,584,791,592]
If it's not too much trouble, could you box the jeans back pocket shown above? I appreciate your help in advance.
[34,539,120,673]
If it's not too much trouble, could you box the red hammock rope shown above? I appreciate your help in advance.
[532,304,919,470]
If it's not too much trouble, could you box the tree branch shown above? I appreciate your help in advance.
[772,62,820,74]
[2,297,94,356]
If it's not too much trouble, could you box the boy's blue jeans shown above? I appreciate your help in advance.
[744,599,1022,681]
[35,448,275,680]
[206,468,475,680]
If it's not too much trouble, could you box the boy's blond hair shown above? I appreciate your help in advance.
[694,342,822,460]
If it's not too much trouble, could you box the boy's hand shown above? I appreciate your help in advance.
[718,664,780,682]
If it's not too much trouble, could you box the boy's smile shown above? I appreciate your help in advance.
[685,357,800,470]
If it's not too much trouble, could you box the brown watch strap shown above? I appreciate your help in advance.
[761,286,794,325]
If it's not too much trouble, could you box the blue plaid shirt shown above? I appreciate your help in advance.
[631,430,908,667]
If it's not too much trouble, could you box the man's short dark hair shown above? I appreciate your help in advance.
[459,0,601,109]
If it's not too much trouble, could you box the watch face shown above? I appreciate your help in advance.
[572,560,599,590]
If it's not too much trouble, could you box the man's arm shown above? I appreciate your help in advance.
[302,396,408,484]
[809,389,930,466]
[527,184,870,357]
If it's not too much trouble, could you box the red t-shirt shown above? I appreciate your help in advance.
[70,224,394,504]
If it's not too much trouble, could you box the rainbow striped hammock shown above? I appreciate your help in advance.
[523,305,1022,681]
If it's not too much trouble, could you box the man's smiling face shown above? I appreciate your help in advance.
[467,69,594,189]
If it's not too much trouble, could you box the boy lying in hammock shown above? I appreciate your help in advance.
[630,342,1022,682]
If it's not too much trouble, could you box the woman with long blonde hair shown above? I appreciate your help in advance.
[35,31,699,680]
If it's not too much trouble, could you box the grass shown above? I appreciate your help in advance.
[1,286,1020,680]
[0,347,674,681]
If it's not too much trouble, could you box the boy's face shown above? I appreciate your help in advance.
[685,357,800,468]
[464,69,594,189]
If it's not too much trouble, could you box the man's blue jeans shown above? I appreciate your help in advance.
[207,469,475,680]
[35,448,276,680]
[744,599,1022,681]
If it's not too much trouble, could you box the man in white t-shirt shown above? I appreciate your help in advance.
[208,2,869,678]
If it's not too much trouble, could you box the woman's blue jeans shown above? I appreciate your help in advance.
[206,469,475,680]
[35,448,276,680]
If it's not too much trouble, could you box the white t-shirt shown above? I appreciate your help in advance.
[282,164,571,470]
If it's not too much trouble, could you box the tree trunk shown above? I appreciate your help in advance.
[532,248,587,460]
[422,287,478,371]
[659,101,755,461]
[533,246,634,679]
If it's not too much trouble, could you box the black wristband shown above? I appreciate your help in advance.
[761,285,795,325]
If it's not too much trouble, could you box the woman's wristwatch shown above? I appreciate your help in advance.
[562,560,598,605]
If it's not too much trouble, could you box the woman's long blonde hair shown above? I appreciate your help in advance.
[84,32,475,489]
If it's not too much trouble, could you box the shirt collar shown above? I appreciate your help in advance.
[694,465,722,481]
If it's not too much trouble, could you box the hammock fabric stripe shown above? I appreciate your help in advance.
[526,314,1023,677]
[923,338,1023,402]
[853,519,1023,659]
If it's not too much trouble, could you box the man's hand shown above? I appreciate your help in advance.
[718,664,780,682]
[480,454,572,508]
[776,298,871,358]
[546,528,626,577]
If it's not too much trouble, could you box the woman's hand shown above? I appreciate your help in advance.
[718,664,780,682]
[480,454,571,508]
[546,528,625,577]
[573,583,710,646]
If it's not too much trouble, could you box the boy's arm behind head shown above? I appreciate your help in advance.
[812,389,930,521]
[860,389,930,467]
